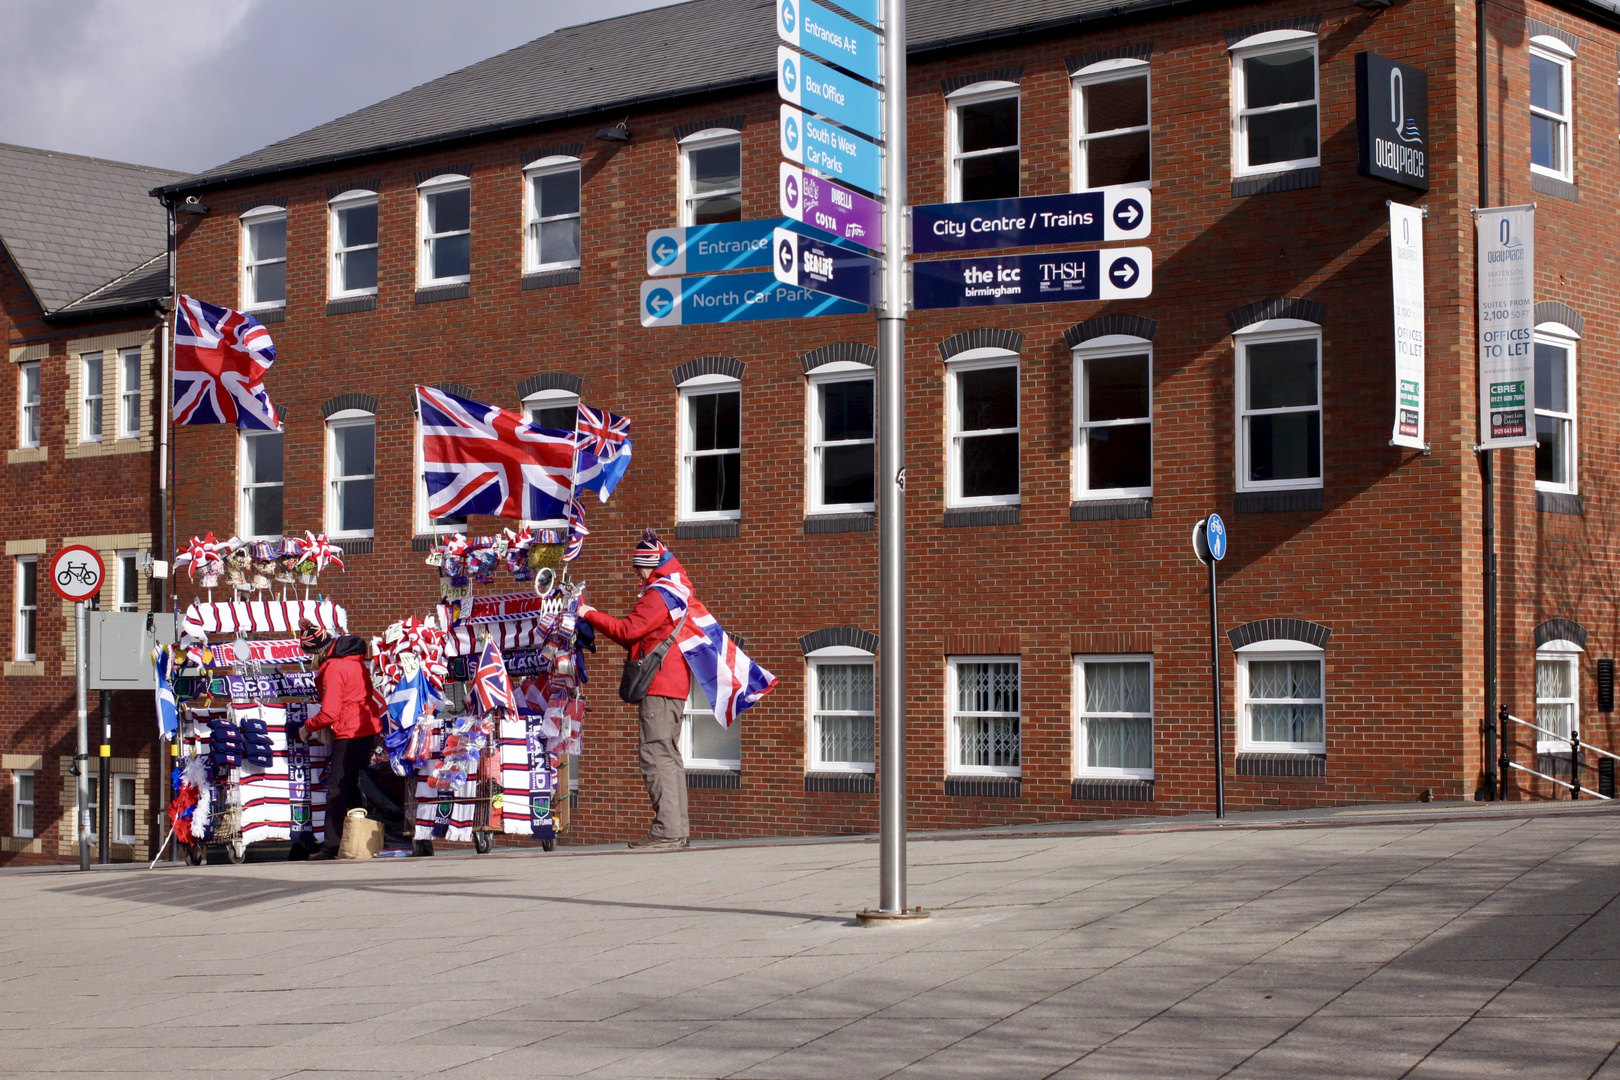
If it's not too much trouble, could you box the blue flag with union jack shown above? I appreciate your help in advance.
[573,404,632,503]
[417,385,574,522]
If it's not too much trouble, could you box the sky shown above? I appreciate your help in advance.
[0,0,684,175]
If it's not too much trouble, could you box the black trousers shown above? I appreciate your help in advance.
[323,735,380,852]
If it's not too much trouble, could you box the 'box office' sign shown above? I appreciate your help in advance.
[1356,52,1429,191]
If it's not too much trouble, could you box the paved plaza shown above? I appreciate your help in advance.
[1,801,1618,1079]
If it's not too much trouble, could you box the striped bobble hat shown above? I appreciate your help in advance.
[631,528,668,568]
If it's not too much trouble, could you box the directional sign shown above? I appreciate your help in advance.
[776,0,882,83]
[778,46,883,141]
[773,227,878,305]
[780,163,882,250]
[912,247,1153,309]
[781,103,882,196]
[1205,514,1227,561]
[911,187,1151,254]
[640,272,866,327]
[50,544,105,604]
[646,217,850,277]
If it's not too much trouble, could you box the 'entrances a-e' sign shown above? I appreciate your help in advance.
[1356,52,1429,191]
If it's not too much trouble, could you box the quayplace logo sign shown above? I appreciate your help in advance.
[1356,52,1429,191]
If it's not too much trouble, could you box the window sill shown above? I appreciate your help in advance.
[249,307,286,324]
[411,533,463,551]
[675,520,740,540]
[1071,497,1152,522]
[1071,777,1154,802]
[1,836,40,854]
[1531,173,1579,202]
[1537,491,1583,516]
[806,772,876,793]
[524,268,581,291]
[943,505,1020,528]
[65,438,145,460]
[4,661,44,677]
[326,295,377,316]
[1233,488,1322,514]
[1235,752,1326,777]
[7,447,47,464]
[335,538,373,555]
[945,775,1022,798]
[1232,166,1320,198]
[686,769,740,789]
[805,512,875,534]
[415,283,470,304]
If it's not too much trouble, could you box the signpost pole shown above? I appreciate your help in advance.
[875,0,909,918]
[75,601,90,871]
[1209,556,1224,820]
[98,689,111,865]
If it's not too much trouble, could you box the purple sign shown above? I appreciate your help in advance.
[780,162,882,252]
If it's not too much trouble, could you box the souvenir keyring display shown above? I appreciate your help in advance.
[153,532,347,866]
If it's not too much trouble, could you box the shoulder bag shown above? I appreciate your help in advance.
[618,606,689,704]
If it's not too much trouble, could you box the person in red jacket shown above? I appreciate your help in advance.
[297,622,383,860]
[579,530,690,851]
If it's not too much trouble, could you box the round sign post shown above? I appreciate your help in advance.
[1192,516,1227,819]
[50,545,103,872]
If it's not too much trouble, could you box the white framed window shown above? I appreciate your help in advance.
[114,774,137,844]
[1530,41,1574,181]
[1074,656,1153,778]
[524,157,582,272]
[1073,337,1152,499]
[1232,33,1319,177]
[18,360,40,449]
[947,351,1019,507]
[414,420,467,534]
[115,550,139,612]
[808,649,875,773]
[117,348,141,439]
[328,190,379,298]
[948,656,1021,776]
[949,82,1020,202]
[1236,642,1325,754]
[326,411,375,538]
[1235,324,1321,491]
[808,369,875,513]
[80,352,104,443]
[679,378,741,521]
[417,174,471,286]
[681,683,741,770]
[524,388,579,432]
[12,770,34,838]
[1073,60,1151,189]
[240,205,287,310]
[679,129,742,226]
[239,429,284,539]
[1536,639,1582,752]
[1534,325,1577,494]
[15,556,36,662]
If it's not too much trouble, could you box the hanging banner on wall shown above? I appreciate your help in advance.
[1476,205,1536,449]
[1389,202,1426,449]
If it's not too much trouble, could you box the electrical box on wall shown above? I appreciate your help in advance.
[88,612,175,691]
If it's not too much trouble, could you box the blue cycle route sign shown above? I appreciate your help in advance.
[1205,514,1227,561]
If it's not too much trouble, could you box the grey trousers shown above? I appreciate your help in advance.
[638,695,688,839]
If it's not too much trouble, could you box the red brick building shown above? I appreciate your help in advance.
[0,144,183,863]
[151,0,1620,847]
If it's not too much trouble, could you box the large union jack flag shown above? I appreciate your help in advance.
[417,385,574,522]
[574,404,633,503]
[173,295,281,430]
[647,568,777,728]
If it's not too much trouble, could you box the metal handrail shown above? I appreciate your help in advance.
[1504,760,1612,799]
[1501,711,1616,801]
[1503,713,1620,763]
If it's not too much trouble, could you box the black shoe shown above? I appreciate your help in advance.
[627,835,685,851]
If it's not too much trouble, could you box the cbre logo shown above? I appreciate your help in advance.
[650,235,679,267]
[645,288,675,319]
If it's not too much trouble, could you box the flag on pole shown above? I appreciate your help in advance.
[573,404,633,502]
[416,385,575,522]
[472,634,517,715]
[172,295,282,430]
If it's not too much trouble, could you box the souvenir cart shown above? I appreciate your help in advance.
[157,533,348,865]
[374,527,589,856]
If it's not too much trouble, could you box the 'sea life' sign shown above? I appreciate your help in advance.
[1356,52,1429,192]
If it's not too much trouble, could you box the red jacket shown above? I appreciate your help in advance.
[584,575,691,701]
[304,648,383,739]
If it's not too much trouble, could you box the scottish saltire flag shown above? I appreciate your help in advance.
[153,645,178,739]
[387,667,440,730]
[173,295,281,430]
[416,385,574,522]
[648,571,777,727]
[472,635,517,715]
[574,404,633,502]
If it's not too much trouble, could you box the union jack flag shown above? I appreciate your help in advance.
[173,295,281,430]
[417,385,574,522]
[564,496,588,563]
[574,405,633,503]
[472,634,517,715]
[647,569,777,728]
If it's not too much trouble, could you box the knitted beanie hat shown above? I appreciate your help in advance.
[298,618,334,655]
[631,528,668,568]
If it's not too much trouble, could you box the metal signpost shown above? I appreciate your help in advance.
[50,544,105,870]
[773,227,879,305]
[913,247,1153,309]
[910,188,1151,253]
[1192,515,1227,819]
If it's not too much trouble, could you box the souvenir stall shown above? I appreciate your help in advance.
[153,533,348,865]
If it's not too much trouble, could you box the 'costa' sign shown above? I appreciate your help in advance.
[1356,52,1429,192]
